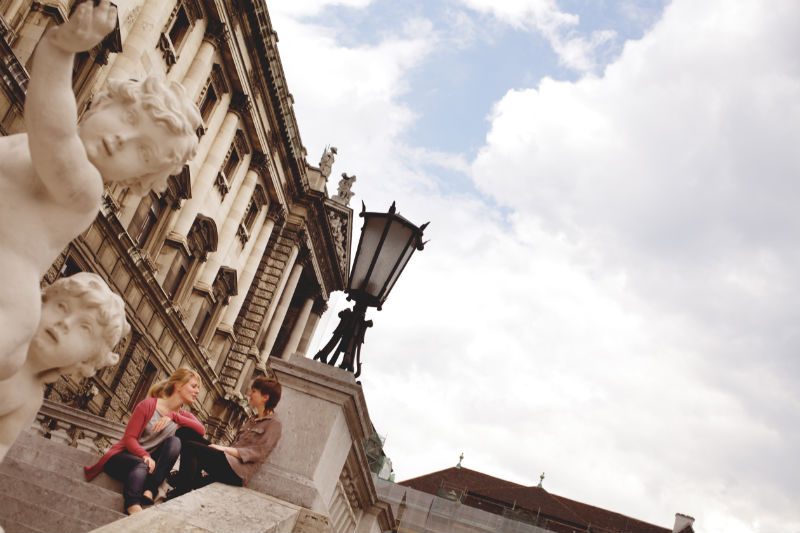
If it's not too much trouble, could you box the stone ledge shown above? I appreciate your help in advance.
[88,483,330,533]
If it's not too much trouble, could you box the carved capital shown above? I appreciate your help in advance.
[204,19,229,48]
[250,151,269,178]
[266,202,287,226]
[312,296,328,315]
[230,92,251,118]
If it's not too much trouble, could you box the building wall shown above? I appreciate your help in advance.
[1,0,351,440]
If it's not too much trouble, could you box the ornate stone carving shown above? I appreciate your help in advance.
[162,165,192,209]
[213,266,238,305]
[187,215,218,261]
[233,129,251,155]
[327,210,349,275]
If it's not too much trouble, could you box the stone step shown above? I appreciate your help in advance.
[0,492,96,533]
[0,470,125,530]
[0,517,45,533]
[10,430,101,465]
[7,437,122,493]
[0,456,124,513]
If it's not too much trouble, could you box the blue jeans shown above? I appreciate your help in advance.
[103,436,181,509]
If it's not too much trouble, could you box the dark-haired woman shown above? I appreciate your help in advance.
[84,368,205,514]
[168,376,282,498]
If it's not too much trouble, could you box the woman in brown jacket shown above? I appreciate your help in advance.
[168,376,282,498]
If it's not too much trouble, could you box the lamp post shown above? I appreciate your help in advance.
[314,202,427,377]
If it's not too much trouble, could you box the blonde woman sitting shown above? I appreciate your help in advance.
[84,369,205,514]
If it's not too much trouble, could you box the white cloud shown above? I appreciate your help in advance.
[458,0,616,72]
[267,0,373,18]
[470,0,800,530]
[267,1,800,532]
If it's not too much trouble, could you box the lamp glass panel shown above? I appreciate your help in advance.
[381,240,416,303]
[349,215,387,292]
[365,221,415,301]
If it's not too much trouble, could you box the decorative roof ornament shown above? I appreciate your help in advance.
[538,472,545,488]
[456,452,464,469]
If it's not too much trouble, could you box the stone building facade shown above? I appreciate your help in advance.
[0,0,352,442]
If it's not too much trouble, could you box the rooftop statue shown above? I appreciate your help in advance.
[333,172,356,206]
[318,145,337,179]
[0,273,130,463]
[0,0,201,380]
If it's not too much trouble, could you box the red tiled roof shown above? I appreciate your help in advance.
[399,467,670,533]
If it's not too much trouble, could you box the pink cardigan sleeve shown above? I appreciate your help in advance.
[171,410,205,436]
[121,399,153,458]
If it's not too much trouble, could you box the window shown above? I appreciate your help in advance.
[243,199,259,231]
[59,256,84,278]
[168,6,190,53]
[223,147,240,182]
[199,84,217,123]
[129,193,163,249]
[163,251,190,299]
[191,297,213,339]
[128,361,158,409]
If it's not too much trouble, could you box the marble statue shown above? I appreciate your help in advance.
[333,172,356,205]
[0,0,201,380]
[0,272,130,463]
[318,145,337,179]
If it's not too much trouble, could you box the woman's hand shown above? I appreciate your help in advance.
[152,415,171,433]
[209,444,241,459]
[143,456,156,474]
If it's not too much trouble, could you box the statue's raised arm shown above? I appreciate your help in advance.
[24,0,117,208]
[0,0,200,381]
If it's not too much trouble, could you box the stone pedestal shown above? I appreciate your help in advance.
[249,357,394,532]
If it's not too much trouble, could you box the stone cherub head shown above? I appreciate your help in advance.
[79,77,202,195]
[29,272,130,382]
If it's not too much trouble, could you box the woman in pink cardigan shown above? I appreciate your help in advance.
[84,368,205,514]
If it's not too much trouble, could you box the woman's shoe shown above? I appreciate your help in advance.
[141,491,155,506]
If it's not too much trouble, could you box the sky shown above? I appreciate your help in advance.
[264,1,800,532]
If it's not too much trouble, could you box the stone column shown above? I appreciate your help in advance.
[296,309,323,357]
[172,110,239,237]
[107,0,175,80]
[218,215,275,328]
[280,296,314,359]
[259,261,303,360]
[3,0,26,24]
[196,168,258,288]
[180,22,226,101]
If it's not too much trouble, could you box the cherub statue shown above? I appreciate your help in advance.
[318,145,337,179]
[0,0,201,380]
[0,272,130,463]
[333,172,357,205]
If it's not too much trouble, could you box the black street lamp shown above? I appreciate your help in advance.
[314,202,428,377]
